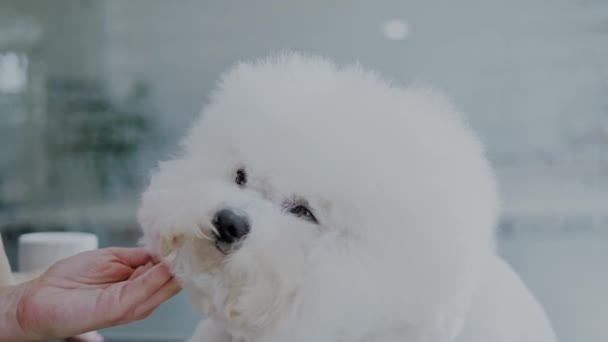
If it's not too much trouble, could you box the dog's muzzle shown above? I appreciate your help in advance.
[212,208,250,253]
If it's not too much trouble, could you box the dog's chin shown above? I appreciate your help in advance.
[210,231,246,255]
[214,241,229,254]
[185,242,299,333]
[214,239,243,254]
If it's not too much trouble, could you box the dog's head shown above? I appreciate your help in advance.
[138,53,499,339]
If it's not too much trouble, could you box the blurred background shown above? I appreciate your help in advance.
[0,0,606,341]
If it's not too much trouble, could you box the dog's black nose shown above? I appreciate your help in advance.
[212,208,250,244]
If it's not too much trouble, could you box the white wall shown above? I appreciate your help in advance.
[101,0,608,161]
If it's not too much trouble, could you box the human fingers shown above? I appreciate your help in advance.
[128,261,154,280]
[106,263,177,325]
[107,247,157,267]
[131,278,181,320]
[115,263,174,309]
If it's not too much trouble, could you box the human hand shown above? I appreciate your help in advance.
[16,247,180,340]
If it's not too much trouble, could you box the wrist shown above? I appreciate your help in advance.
[0,281,36,341]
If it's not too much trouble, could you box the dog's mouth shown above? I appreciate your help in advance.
[212,231,245,254]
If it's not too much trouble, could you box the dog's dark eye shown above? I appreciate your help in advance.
[235,168,247,186]
[287,203,318,224]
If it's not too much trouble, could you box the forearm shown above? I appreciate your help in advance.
[0,283,34,342]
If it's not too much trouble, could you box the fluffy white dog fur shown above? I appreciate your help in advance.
[138,53,557,342]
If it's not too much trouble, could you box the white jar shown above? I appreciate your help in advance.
[18,232,98,273]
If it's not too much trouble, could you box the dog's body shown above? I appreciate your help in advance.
[138,53,556,342]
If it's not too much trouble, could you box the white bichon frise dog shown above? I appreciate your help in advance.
[138,53,557,342]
